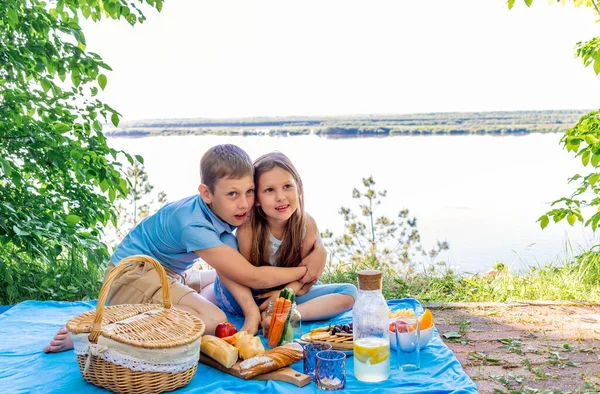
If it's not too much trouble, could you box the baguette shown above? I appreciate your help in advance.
[200,335,239,368]
[238,343,303,378]
[230,331,265,360]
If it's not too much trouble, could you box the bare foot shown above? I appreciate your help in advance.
[240,313,261,336]
[43,326,73,353]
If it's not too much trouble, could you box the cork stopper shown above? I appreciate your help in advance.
[357,270,382,291]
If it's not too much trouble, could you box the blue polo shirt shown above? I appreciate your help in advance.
[111,195,238,274]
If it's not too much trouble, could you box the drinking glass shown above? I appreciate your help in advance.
[303,342,332,379]
[394,318,420,371]
[315,350,346,390]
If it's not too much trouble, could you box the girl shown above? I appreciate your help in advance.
[215,152,356,332]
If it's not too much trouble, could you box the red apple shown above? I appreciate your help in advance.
[215,322,237,338]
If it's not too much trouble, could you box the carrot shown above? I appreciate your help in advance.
[267,297,284,347]
[269,299,291,348]
[268,297,282,329]
[277,299,293,346]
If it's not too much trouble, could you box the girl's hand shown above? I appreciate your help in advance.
[299,235,326,284]
[296,279,317,296]
[300,257,322,284]
[255,290,280,311]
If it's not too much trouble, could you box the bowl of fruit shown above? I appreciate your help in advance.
[389,309,434,351]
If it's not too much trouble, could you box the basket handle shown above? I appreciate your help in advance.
[89,255,172,343]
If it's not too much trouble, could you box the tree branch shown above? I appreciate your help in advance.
[592,0,600,17]
[0,135,32,140]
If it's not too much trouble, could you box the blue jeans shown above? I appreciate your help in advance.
[214,276,357,317]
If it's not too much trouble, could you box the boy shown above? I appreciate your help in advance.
[44,144,316,353]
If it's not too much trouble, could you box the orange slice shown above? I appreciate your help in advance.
[420,309,434,330]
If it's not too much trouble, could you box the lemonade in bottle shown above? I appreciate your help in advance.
[352,270,390,382]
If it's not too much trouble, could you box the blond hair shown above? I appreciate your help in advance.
[200,144,253,192]
[250,152,305,268]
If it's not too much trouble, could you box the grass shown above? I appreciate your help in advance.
[0,247,106,305]
[319,253,600,303]
[2,245,600,305]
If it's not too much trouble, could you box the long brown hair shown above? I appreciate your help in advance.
[249,152,305,268]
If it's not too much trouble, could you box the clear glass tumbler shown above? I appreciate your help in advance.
[303,342,332,379]
[394,318,420,371]
[315,350,346,390]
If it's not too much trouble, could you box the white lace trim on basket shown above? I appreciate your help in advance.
[74,341,199,374]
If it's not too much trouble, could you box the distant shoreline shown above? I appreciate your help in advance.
[106,109,590,138]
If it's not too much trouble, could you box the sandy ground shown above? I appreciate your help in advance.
[428,301,600,393]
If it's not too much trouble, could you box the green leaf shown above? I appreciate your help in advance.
[71,73,81,86]
[13,226,30,236]
[524,0,533,6]
[567,214,576,226]
[0,159,13,177]
[589,173,600,185]
[443,331,462,339]
[99,62,113,71]
[135,155,144,164]
[592,153,600,167]
[66,215,82,226]
[41,79,52,93]
[508,0,515,9]
[111,112,120,127]
[568,138,582,152]
[582,150,590,166]
[594,58,600,75]
[98,74,107,90]
[7,7,19,28]
[584,135,597,146]
[109,188,116,202]
[70,148,83,160]
[539,215,549,229]
[100,179,109,192]
[53,245,63,256]
[54,123,71,132]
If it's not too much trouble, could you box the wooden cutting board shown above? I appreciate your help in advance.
[199,355,312,388]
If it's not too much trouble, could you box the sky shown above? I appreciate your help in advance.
[80,0,600,121]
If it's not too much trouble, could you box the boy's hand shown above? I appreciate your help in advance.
[255,290,280,312]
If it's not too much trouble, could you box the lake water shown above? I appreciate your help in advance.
[107,133,597,273]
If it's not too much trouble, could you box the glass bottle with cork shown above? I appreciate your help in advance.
[352,270,390,382]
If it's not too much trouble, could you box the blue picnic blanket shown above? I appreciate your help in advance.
[0,299,477,393]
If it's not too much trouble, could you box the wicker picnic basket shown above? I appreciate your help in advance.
[66,255,205,394]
